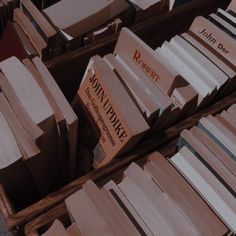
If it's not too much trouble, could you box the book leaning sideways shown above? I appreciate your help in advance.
[77,56,149,168]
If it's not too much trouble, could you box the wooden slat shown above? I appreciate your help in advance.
[5,91,236,231]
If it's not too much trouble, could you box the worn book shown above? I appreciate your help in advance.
[123,162,198,235]
[190,126,236,178]
[43,0,129,38]
[189,16,236,68]
[198,115,236,161]
[78,55,149,168]
[171,146,236,231]
[181,32,236,95]
[178,128,236,195]
[145,151,230,236]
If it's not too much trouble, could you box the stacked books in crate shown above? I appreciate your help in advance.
[0,56,78,210]
[42,104,236,236]
[75,0,236,169]
[0,0,168,61]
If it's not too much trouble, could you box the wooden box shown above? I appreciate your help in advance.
[0,0,233,235]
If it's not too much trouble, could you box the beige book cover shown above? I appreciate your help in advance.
[65,189,114,236]
[114,28,187,97]
[189,16,236,67]
[0,56,54,131]
[78,56,149,168]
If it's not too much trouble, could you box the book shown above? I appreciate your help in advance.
[178,128,236,195]
[13,8,48,60]
[104,180,153,236]
[78,55,149,168]
[42,220,68,236]
[227,0,236,12]
[128,0,161,10]
[104,53,164,125]
[83,180,140,236]
[145,151,229,236]
[20,0,58,44]
[28,57,78,179]
[228,104,236,118]
[216,9,236,28]
[43,0,118,38]
[180,32,236,95]
[169,35,228,90]
[0,109,38,210]
[208,13,236,39]
[119,176,173,235]
[198,116,236,160]
[216,111,236,136]
[0,92,41,204]
[171,146,236,231]
[189,16,236,68]
[123,162,198,235]
[66,223,82,236]
[190,126,236,177]
[65,188,115,236]
[0,21,37,61]
[179,145,236,211]
[157,41,217,99]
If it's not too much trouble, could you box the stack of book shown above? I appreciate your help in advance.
[0,56,78,209]
[0,0,169,61]
[42,104,236,236]
[76,0,236,168]
[0,0,16,36]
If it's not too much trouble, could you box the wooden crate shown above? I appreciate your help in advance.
[45,0,231,101]
[0,92,235,235]
[0,0,233,234]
